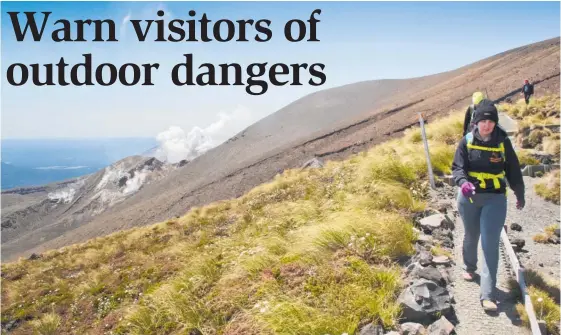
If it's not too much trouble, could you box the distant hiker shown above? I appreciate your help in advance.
[452,101,525,313]
[463,91,486,135]
[522,79,534,105]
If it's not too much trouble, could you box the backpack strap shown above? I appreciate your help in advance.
[465,132,474,145]
[465,133,507,190]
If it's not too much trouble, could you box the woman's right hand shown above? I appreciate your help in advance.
[461,182,476,197]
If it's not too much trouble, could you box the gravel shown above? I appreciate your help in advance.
[504,176,560,282]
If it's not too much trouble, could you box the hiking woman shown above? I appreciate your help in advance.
[452,100,525,312]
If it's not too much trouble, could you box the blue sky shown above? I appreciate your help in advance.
[1,1,560,139]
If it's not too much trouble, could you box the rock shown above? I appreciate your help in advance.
[441,175,455,187]
[439,268,452,284]
[398,279,453,323]
[539,263,544,267]
[426,316,455,335]
[548,236,560,244]
[555,228,560,237]
[4,320,20,332]
[417,234,434,246]
[420,214,450,232]
[27,253,41,260]
[417,250,433,267]
[385,332,400,335]
[411,266,445,286]
[405,262,418,276]
[400,322,426,335]
[437,237,453,249]
[443,214,455,230]
[432,255,451,266]
[435,201,452,214]
[431,229,454,248]
[359,323,384,335]
[300,158,324,169]
[510,223,522,231]
[509,238,525,250]
[406,262,421,276]
[520,137,531,149]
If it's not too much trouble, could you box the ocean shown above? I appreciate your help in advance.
[1,138,158,190]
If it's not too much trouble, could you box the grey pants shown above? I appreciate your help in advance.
[457,190,507,301]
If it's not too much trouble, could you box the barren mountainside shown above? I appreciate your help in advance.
[2,37,560,261]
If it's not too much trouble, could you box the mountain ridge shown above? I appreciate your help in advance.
[2,37,559,261]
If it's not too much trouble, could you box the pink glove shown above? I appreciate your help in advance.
[461,182,476,197]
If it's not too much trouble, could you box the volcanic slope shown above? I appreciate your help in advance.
[2,37,559,261]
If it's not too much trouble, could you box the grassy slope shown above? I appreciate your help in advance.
[500,96,561,334]
[1,96,558,335]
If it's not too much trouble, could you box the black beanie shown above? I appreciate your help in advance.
[473,100,499,124]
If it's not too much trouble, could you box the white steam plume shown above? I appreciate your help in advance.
[154,106,254,164]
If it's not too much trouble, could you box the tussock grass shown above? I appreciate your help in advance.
[516,287,561,335]
[510,268,560,335]
[524,268,561,304]
[499,95,560,120]
[543,134,560,159]
[30,312,61,335]
[499,96,560,140]
[533,233,550,243]
[528,128,553,148]
[535,170,560,204]
[516,149,540,167]
[1,98,557,334]
[533,224,560,244]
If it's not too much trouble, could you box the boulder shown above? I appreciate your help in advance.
[359,323,384,335]
[431,229,454,248]
[416,250,433,267]
[405,262,420,276]
[432,255,451,266]
[444,214,455,230]
[300,158,324,169]
[555,228,560,237]
[411,265,446,286]
[434,201,452,214]
[398,279,453,323]
[509,238,525,250]
[28,253,41,260]
[510,223,522,232]
[416,234,434,246]
[420,214,449,232]
[400,322,426,335]
[439,268,452,284]
[548,235,560,244]
[426,316,455,335]
[2,320,20,332]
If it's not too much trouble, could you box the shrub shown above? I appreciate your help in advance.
[535,170,560,204]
